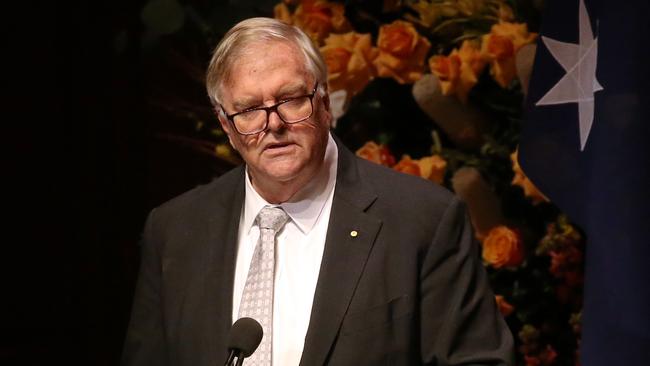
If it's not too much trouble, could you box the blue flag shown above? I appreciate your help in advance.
[520,0,650,364]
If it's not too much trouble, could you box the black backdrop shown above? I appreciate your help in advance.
[3,1,234,364]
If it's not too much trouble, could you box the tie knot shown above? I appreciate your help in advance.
[256,206,289,232]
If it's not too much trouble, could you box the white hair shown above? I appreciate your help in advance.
[206,17,328,106]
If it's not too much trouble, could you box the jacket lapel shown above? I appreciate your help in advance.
[300,141,382,366]
[204,167,246,363]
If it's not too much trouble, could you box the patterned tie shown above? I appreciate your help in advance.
[238,206,289,366]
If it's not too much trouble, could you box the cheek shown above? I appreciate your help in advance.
[230,135,261,158]
[294,124,325,150]
[237,133,260,147]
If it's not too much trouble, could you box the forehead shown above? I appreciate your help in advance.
[222,41,312,99]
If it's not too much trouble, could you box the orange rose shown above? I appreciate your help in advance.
[274,3,293,24]
[321,32,378,97]
[511,149,548,205]
[482,225,524,268]
[374,20,431,84]
[482,33,516,87]
[355,141,396,167]
[491,21,537,50]
[292,0,350,44]
[526,345,558,366]
[429,53,460,94]
[393,155,421,176]
[524,356,541,366]
[482,22,537,87]
[430,40,487,102]
[495,295,515,317]
[393,154,447,184]
[540,345,558,365]
[417,155,447,184]
[324,47,351,73]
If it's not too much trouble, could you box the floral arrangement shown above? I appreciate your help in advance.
[138,1,585,364]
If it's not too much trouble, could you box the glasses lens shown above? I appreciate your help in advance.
[233,110,267,134]
[277,96,312,123]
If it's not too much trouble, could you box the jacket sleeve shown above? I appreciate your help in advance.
[420,197,514,365]
[121,209,169,366]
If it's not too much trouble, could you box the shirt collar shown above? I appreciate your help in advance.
[242,133,338,234]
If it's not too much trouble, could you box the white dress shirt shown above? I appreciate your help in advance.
[232,133,338,366]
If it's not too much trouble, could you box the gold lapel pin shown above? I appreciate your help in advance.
[350,230,358,237]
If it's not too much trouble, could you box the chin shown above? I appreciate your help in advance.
[263,162,305,182]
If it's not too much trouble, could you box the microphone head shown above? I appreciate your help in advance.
[227,317,263,358]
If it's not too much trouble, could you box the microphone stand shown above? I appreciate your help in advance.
[224,350,243,366]
[235,354,245,366]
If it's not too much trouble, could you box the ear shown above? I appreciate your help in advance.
[319,84,331,112]
[322,92,330,112]
[317,85,334,128]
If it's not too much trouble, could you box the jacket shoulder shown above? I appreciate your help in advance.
[354,156,462,234]
[356,156,454,206]
[152,165,244,221]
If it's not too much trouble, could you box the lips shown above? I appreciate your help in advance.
[263,141,295,154]
[266,142,291,149]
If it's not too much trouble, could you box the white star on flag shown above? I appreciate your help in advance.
[535,0,603,151]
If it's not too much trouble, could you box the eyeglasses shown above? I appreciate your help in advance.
[220,83,319,136]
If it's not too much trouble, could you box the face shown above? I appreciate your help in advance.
[218,41,332,192]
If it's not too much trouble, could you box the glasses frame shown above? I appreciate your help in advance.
[220,82,319,136]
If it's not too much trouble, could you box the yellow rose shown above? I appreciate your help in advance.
[393,154,447,184]
[292,0,350,44]
[374,20,431,84]
[510,149,548,205]
[482,22,537,88]
[495,295,515,317]
[482,225,524,269]
[355,141,396,167]
[430,40,487,102]
[321,32,378,97]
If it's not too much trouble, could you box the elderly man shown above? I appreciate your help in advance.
[122,17,513,366]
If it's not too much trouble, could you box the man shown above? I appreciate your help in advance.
[122,17,513,366]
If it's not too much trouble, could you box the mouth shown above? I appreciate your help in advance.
[263,141,295,154]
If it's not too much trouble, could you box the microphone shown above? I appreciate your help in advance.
[224,317,263,366]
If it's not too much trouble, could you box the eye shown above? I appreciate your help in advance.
[239,105,263,113]
[277,95,299,104]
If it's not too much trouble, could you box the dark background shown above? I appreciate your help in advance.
[4,1,234,364]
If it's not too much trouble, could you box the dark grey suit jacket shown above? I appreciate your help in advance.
[122,139,514,365]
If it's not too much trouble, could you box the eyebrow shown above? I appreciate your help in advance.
[276,83,308,99]
[232,97,260,111]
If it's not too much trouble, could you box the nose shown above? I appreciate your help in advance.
[266,109,285,132]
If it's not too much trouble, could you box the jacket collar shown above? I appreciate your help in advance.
[299,135,382,366]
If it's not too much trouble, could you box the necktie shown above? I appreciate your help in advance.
[238,206,289,366]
